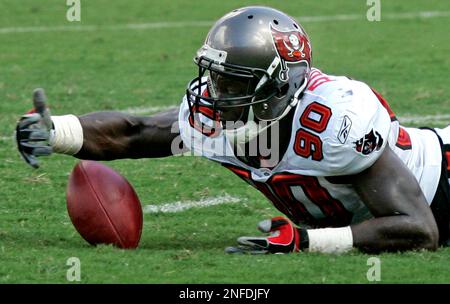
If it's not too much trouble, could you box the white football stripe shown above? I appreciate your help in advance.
[143,195,242,214]
[298,10,450,22]
[120,105,178,115]
[0,136,13,141]
[397,114,450,125]
[0,11,449,34]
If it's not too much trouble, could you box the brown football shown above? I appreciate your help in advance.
[66,160,143,249]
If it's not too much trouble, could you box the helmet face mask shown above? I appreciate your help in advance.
[186,6,312,139]
[208,71,254,100]
[186,56,279,127]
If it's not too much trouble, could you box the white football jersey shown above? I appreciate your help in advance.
[179,68,442,227]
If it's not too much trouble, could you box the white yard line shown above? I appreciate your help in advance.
[0,136,13,141]
[0,21,213,34]
[143,195,242,214]
[0,11,449,34]
[398,114,450,124]
[299,10,450,22]
[120,105,178,115]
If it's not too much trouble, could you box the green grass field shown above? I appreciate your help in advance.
[0,0,449,284]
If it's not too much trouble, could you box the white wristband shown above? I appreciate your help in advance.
[49,115,84,155]
[307,226,353,254]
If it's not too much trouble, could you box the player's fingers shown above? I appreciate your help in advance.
[19,142,51,155]
[29,130,50,141]
[258,219,287,232]
[32,146,53,156]
[16,128,32,140]
[269,217,290,230]
[17,129,49,141]
[237,236,268,249]
[18,141,37,154]
[224,246,268,255]
[32,88,52,129]
[257,217,290,233]
[18,113,41,129]
[18,150,39,168]
[224,246,245,254]
[33,88,47,115]
[257,219,273,233]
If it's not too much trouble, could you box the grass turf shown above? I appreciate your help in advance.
[0,0,449,283]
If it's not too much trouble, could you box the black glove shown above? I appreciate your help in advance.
[15,89,53,168]
[225,216,308,254]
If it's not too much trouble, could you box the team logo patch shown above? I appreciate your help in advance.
[271,25,311,81]
[337,115,352,144]
[353,129,383,155]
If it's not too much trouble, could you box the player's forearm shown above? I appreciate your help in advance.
[75,111,144,160]
[351,216,438,253]
[348,146,439,253]
[298,214,438,254]
[52,108,184,160]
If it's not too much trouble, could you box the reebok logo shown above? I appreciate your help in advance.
[337,115,352,144]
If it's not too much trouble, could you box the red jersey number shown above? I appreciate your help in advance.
[294,102,332,161]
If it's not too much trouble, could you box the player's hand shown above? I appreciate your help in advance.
[15,88,53,168]
[225,216,303,254]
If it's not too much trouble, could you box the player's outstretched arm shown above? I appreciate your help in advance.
[16,89,185,167]
[75,107,185,160]
[350,145,439,253]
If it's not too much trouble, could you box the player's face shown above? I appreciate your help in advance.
[209,72,250,99]
[209,72,252,127]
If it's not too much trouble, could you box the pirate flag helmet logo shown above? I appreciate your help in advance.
[271,24,312,81]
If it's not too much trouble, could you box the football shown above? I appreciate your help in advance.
[66,160,143,249]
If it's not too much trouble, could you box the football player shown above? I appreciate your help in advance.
[16,6,450,254]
